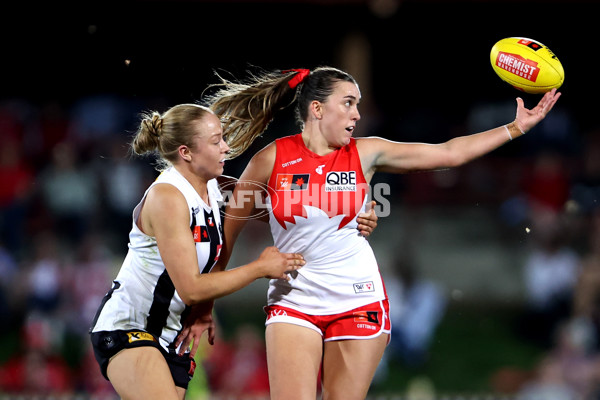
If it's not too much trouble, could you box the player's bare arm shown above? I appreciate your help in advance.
[356,88,560,175]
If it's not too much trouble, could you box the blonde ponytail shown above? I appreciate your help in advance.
[205,70,300,158]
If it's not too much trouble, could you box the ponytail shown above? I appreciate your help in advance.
[204,66,355,159]
[205,69,308,159]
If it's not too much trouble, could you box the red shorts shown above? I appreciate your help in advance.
[264,299,391,342]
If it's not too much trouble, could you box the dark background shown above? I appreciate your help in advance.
[6,0,596,180]
[2,1,600,397]
[4,0,593,120]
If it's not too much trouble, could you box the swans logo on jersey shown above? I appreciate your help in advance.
[193,226,210,242]
[325,171,356,192]
[353,281,374,293]
[126,331,157,343]
[316,164,326,175]
[275,174,310,191]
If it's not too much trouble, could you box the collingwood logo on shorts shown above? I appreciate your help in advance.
[325,171,356,192]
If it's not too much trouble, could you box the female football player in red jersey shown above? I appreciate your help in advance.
[201,67,561,400]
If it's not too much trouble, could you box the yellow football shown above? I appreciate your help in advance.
[490,37,564,94]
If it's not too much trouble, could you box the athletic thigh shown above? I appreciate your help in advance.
[107,346,182,400]
[265,323,324,400]
[321,333,389,400]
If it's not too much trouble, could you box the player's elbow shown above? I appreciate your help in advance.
[443,140,481,168]
[446,152,470,168]
[179,290,214,306]
[435,147,467,169]
[177,289,198,306]
[176,278,217,306]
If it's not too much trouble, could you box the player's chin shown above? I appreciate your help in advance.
[339,136,352,147]
[207,166,224,180]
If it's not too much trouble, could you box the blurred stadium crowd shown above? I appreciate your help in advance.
[0,86,600,399]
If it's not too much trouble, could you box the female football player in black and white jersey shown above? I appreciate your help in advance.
[89,104,307,400]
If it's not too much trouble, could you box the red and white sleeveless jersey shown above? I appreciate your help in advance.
[266,134,386,315]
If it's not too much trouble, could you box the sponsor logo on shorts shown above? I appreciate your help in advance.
[353,311,380,324]
[268,309,288,319]
[356,323,378,330]
[126,331,156,343]
[188,359,197,377]
[353,281,375,293]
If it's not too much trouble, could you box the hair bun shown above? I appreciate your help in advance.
[144,112,163,137]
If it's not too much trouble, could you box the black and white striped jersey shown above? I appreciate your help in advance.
[90,166,223,353]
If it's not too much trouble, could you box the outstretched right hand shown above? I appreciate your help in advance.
[257,246,305,281]
[515,88,561,133]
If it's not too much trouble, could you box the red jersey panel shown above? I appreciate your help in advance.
[268,134,368,230]
[265,134,386,315]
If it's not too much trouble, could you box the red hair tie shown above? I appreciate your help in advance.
[282,69,310,89]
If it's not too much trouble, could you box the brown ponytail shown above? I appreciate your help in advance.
[204,67,357,159]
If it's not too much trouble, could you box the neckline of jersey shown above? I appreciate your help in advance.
[293,133,347,161]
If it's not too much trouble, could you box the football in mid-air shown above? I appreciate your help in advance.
[490,37,564,94]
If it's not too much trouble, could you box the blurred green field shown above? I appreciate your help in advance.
[214,301,545,397]
[375,303,544,396]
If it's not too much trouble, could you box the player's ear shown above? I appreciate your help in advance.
[310,101,323,120]
[179,145,192,162]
